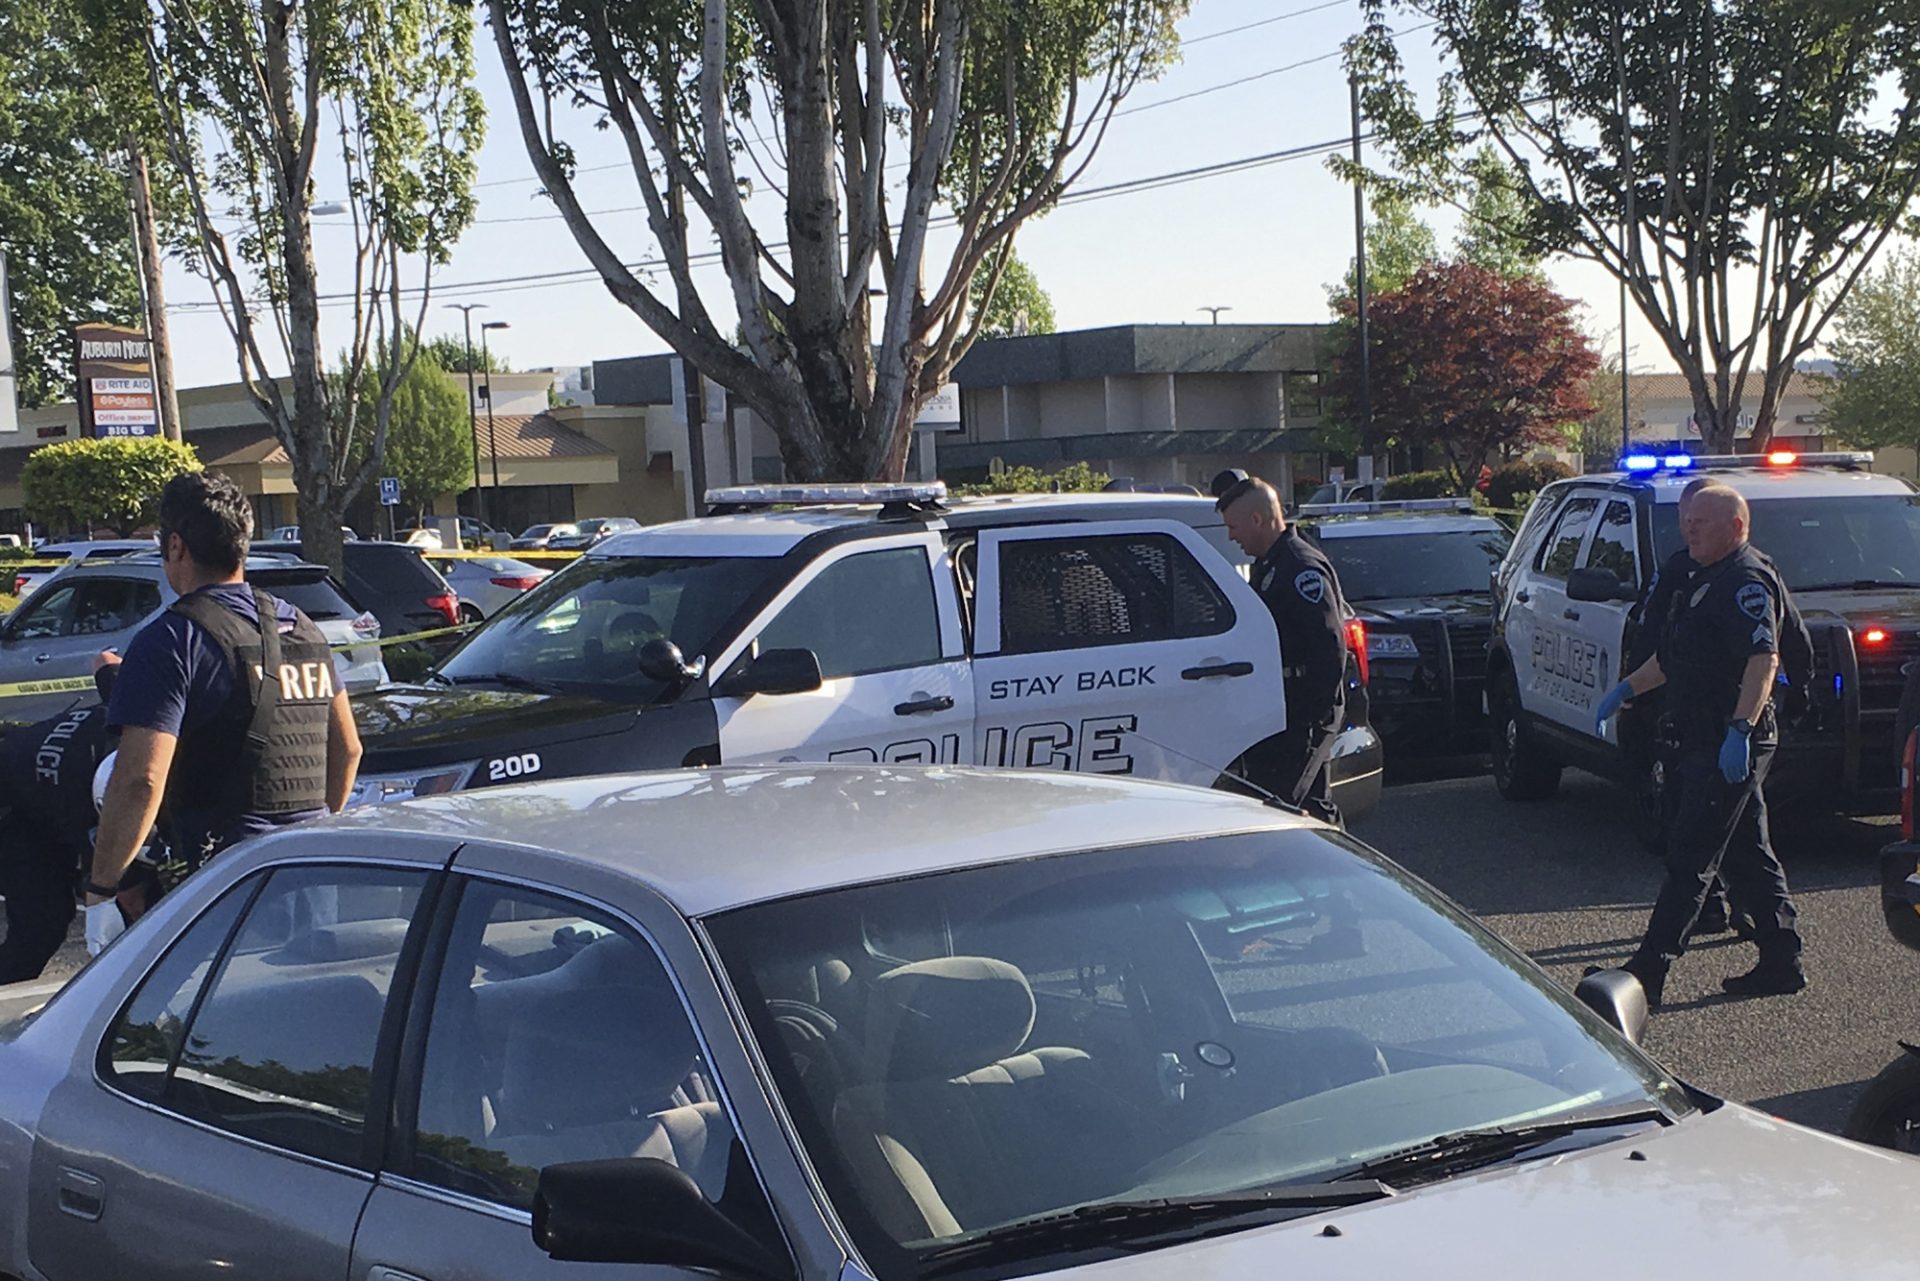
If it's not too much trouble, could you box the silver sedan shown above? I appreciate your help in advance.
[431,554,551,620]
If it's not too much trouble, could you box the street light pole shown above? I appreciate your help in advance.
[481,320,510,526]
[446,302,487,528]
[1349,72,1373,453]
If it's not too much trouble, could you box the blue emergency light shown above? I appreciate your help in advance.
[1620,451,1696,472]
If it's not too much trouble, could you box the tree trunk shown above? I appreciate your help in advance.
[126,143,181,443]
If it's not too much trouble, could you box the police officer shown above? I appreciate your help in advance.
[1595,484,1806,1005]
[84,472,364,954]
[1215,474,1349,824]
[0,685,113,982]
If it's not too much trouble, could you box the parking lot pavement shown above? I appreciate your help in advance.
[1353,766,1913,1136]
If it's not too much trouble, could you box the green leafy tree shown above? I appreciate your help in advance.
[1816,246,1920,454]
[128,0,484,574]
[0,4,145,408]
[970,249,1057,341]
[1348,0,1920,453]
[1455,146,1542,282]
[952,462,1110,496]
[423,333,507,376]
[21,437,201,535]
[344,349,471,518]
[488,0,1188,481]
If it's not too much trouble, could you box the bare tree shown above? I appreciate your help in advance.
[489,0,1186,480]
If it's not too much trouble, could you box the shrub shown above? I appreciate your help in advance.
[21,437,203,536]
[951,462,1110,496]
[1487,459,1573,510]
[1380,469,1462,499]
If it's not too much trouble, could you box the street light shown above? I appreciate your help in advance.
[445,302,487,528]
[481,320,510,520]
[1198,306,1232,325]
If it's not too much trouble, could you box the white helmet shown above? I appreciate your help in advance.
[92,750,117,814]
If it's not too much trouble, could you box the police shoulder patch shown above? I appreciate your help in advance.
[1295,569,1327,604]
[1736,581,1771,621]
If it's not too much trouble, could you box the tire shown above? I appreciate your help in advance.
[1844,1050,1920,1154]
[458,603,484,626]
[1489,672,1562,801]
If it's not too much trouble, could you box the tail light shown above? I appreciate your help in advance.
[1862,627,1889,646]
[350,610,380,640]
[1904,726,1917,843]
[490,574,544,591]
[1345,618,1371,686]
[12,574,28,595]
[424,593,460,628]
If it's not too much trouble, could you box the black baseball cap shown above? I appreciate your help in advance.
[1211,468,1254,511]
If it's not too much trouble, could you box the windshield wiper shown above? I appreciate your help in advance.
[440,671,566,696]
[1795,579,1920,592]
[1333,1103,1669,1188]
[915,1182,1393,1273]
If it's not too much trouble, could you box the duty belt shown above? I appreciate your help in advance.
[1283,664,1309,679]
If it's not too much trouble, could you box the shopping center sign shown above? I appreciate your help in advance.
[73,322,160,438]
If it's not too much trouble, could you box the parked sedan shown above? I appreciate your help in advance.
[0,554,385,726]
[7,765,1920,1281]
[544,515,640,550]
[510,521,579,550]
[431,554,551,620]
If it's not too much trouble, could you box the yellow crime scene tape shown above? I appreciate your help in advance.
[0,621,481,702]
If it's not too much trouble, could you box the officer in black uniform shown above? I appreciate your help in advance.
[84,472,364,954]
[1214,473,1349,824]
[0,687,112,982]
[1595,484,1805,1005]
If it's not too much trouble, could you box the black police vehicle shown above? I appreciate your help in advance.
[1490,449,1920,826]
[343,484,1385,816]
[1303,499,1513,754]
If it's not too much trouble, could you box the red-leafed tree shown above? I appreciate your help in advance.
[1330,261,1598,487]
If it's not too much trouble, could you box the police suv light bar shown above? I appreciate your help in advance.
[704,482,948,507]
[1297,498,1476,517]
[1619,450,1873,473]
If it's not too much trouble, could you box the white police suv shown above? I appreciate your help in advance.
[1488,449,1920,826]
[345,485,1384,814]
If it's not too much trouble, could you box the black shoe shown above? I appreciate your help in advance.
[1584,961,1665,1009]
[1720,963,1807,998]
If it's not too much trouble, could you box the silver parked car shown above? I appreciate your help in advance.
[5,766,1919,1281]
[8,539,159,603]
[544,515,640,550]
[0,554,386,725]
[510,521,579,551]
[431,554,551,620]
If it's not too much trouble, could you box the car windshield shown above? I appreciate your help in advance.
[1651,494,1920,590]
[434,554,782,700]
[1317,527,1513,599]
[707,829,1686,1276]
[520,525,553,539]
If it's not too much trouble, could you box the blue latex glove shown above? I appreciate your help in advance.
[1593,680,1633,733]
[1719,725,1752,784]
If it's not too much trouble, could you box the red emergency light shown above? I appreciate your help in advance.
[1766,450,1799,466]
[1345,618,1370,686]
[1863,627,1890,646]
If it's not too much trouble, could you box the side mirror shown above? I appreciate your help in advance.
[638,638,706,685]
[1573,968,1649,1045]
[713,648,824,699]
[533,1158,787,1278]
[1566,567,1638,603]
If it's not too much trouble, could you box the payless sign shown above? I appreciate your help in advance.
[74,322,160,438]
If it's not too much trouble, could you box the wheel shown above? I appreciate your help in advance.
[1844,1050,1920,1154]
[1489,672,1562,801]
[458,603,484,626]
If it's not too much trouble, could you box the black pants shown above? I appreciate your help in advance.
[1631,733,1800,977]
[0,813,79,986]
[1244,721,1342,826]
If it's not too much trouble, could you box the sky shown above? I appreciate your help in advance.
[157,0,1641,391]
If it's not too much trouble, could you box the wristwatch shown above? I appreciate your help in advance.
[85,879,124,899]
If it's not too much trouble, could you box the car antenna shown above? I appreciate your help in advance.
[1119,724,1308,818]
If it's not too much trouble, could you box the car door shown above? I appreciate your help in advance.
[1574,498,1642,746]
[26,852,447,1281]
[971,520,1284,785]
[712,532,975,766]
[1512,493,1606,736]
[348,853,806,1281]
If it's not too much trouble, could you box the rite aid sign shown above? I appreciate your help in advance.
[74,322,161,438]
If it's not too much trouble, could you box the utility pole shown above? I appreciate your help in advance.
[1349,73,1374,453]
[1614,3,1635,458]
[1198,306,1232,325]
[683,359,710,518]
[482,320,509,522]
[126,142,180,442]
[446,302,487,527]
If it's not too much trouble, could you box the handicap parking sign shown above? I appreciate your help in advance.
[379,477,400,506]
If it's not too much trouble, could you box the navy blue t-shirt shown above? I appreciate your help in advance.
[107,583,326,851]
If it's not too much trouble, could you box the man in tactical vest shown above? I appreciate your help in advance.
[84,472,364,954]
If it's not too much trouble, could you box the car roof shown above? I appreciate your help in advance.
[307,765,1311,915]
[595,492,1228,558]
[39,539,158,555]
[1311,514,1509,539]
[57,553,333,578]
[1575,466,1917,504]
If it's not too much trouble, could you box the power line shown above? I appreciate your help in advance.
[1181,0,1351,46]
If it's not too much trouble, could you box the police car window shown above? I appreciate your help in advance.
[1536,496,1600,580]
[1653,494,1920,592]
[408,880,740,1214]
[154,865,429,1167]
[439,555,783,698]
[1317,528,1512,600]
[1580,501,1639,587]
[753,547,942,680]
[68,578,161,636]
[997,533,1233,656]
[7,583,80,639]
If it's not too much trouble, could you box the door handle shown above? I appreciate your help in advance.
[368,1268,433,1281]
[1563,608,1581,621]
[1515,590,1531,603]
[1182,662,1254,680]
[894,695,955,716]
[56,1167,104,1222]
[33,652,53,664]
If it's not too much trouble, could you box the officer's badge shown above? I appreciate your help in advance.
[1690,583,1712,608]
[1295,570,1327,604]
[1736,582,1770,621]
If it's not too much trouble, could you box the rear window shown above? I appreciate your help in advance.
[346,547,445,594]
[254,572,358,621]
